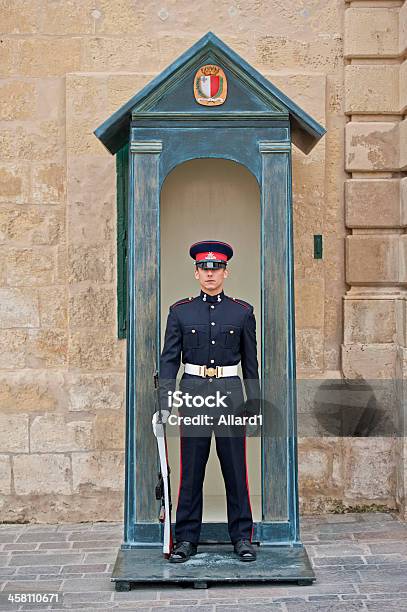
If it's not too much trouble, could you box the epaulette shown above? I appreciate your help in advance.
[226,296,252,310]
[171,296,196,308]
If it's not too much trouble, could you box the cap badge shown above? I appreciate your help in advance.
[194,65,227,107]
[205,252,216,260]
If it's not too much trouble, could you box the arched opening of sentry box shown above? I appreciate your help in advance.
[160,158,262,525]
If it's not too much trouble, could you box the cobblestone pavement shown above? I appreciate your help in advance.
[0,513,406,611]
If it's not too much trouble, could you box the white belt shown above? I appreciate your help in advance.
[184,363,238,378]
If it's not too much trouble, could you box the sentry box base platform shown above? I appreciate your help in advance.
[111,544,315,591]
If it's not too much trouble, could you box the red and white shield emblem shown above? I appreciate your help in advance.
[194,65,227,106]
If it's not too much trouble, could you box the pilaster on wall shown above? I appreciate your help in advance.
[343,0,407,517]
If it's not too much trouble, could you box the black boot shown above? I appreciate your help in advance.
[169,541,197,563]
[233,539,257,562]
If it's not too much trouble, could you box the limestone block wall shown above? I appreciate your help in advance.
[0,0,402,521]
[342,0,407,517]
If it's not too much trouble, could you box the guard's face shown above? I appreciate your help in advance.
[194,264,228,293]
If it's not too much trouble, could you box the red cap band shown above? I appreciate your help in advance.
[195,251,228,262]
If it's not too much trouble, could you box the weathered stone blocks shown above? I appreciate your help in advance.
[71,451,124,492]
[30,415,93,452]
[67,245,114,283]
[0,80,37,120]
[65,157,115,255]
[31,163,66,205]
[344,299,396,344]
[106,73,152,113]
[0,414,29,452]
[0,205,64,245]
[400,59,407,114]
[345,179,402,228]
[0,288,39,328]
[345,65,399,115]
[0,330,27,369]
[0,38,16,77]
[41,0,95,35]
[0,456,11,495]
[68,286,116,329]
[345,123,398,172]
[396,298,407,347]
[296,329,324,371]
[95,0,149,36]
[344,8,399,58]
[295,278,325,329]
[341,344,397,379]
[26,329,68,367]
[400,1,407,57]
[343,438,395,502]
[94,413,125,450]
[38,286,67,328]
[1,121,63,161]
[13,454,72,495]
[0,370,66,414]
[1,1,41,34]
[0,163,30,204]
[16,38,82,77]
[299,442,332,491]
[400,117,407,171]
[68,330,124,370]
[346,235,399,284]
[81,37,164,73]
[66,372,124,412]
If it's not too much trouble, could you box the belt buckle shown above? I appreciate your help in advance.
[205,366,217,378]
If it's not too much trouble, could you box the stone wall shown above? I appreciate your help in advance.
[341,0,407,518]
[0,1,405,522]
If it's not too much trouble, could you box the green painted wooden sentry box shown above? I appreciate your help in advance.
[95,32,325,589]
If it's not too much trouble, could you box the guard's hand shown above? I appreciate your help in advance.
[153,409,170,424]
[152,410,170,437]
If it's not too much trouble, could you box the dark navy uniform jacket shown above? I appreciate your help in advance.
[159,288,261,415]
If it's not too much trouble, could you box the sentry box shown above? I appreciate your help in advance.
[94,32,325,590]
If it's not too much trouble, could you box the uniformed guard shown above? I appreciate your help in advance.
[155,240,261,563]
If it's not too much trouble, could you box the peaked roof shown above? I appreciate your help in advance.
[94,32,326,155]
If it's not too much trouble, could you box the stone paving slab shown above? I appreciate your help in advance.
[0,513,405,610]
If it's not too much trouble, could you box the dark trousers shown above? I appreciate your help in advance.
[175,426,253,545]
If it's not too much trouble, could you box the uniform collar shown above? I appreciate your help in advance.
[200,289,224,303]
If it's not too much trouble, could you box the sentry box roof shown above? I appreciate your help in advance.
[94,32,326,155]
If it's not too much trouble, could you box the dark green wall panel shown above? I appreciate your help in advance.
[116,143,129,339]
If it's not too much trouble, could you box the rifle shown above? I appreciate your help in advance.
[152,371,173,558]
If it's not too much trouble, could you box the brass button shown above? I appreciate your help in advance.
[211,322,215,326]
[192,329,196,333]
[230,330,234,334]
[210,359,214,363]
[211,340,215,344]
[210,305,215,309]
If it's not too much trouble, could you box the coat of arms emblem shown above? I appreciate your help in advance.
[194,65,227,106]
